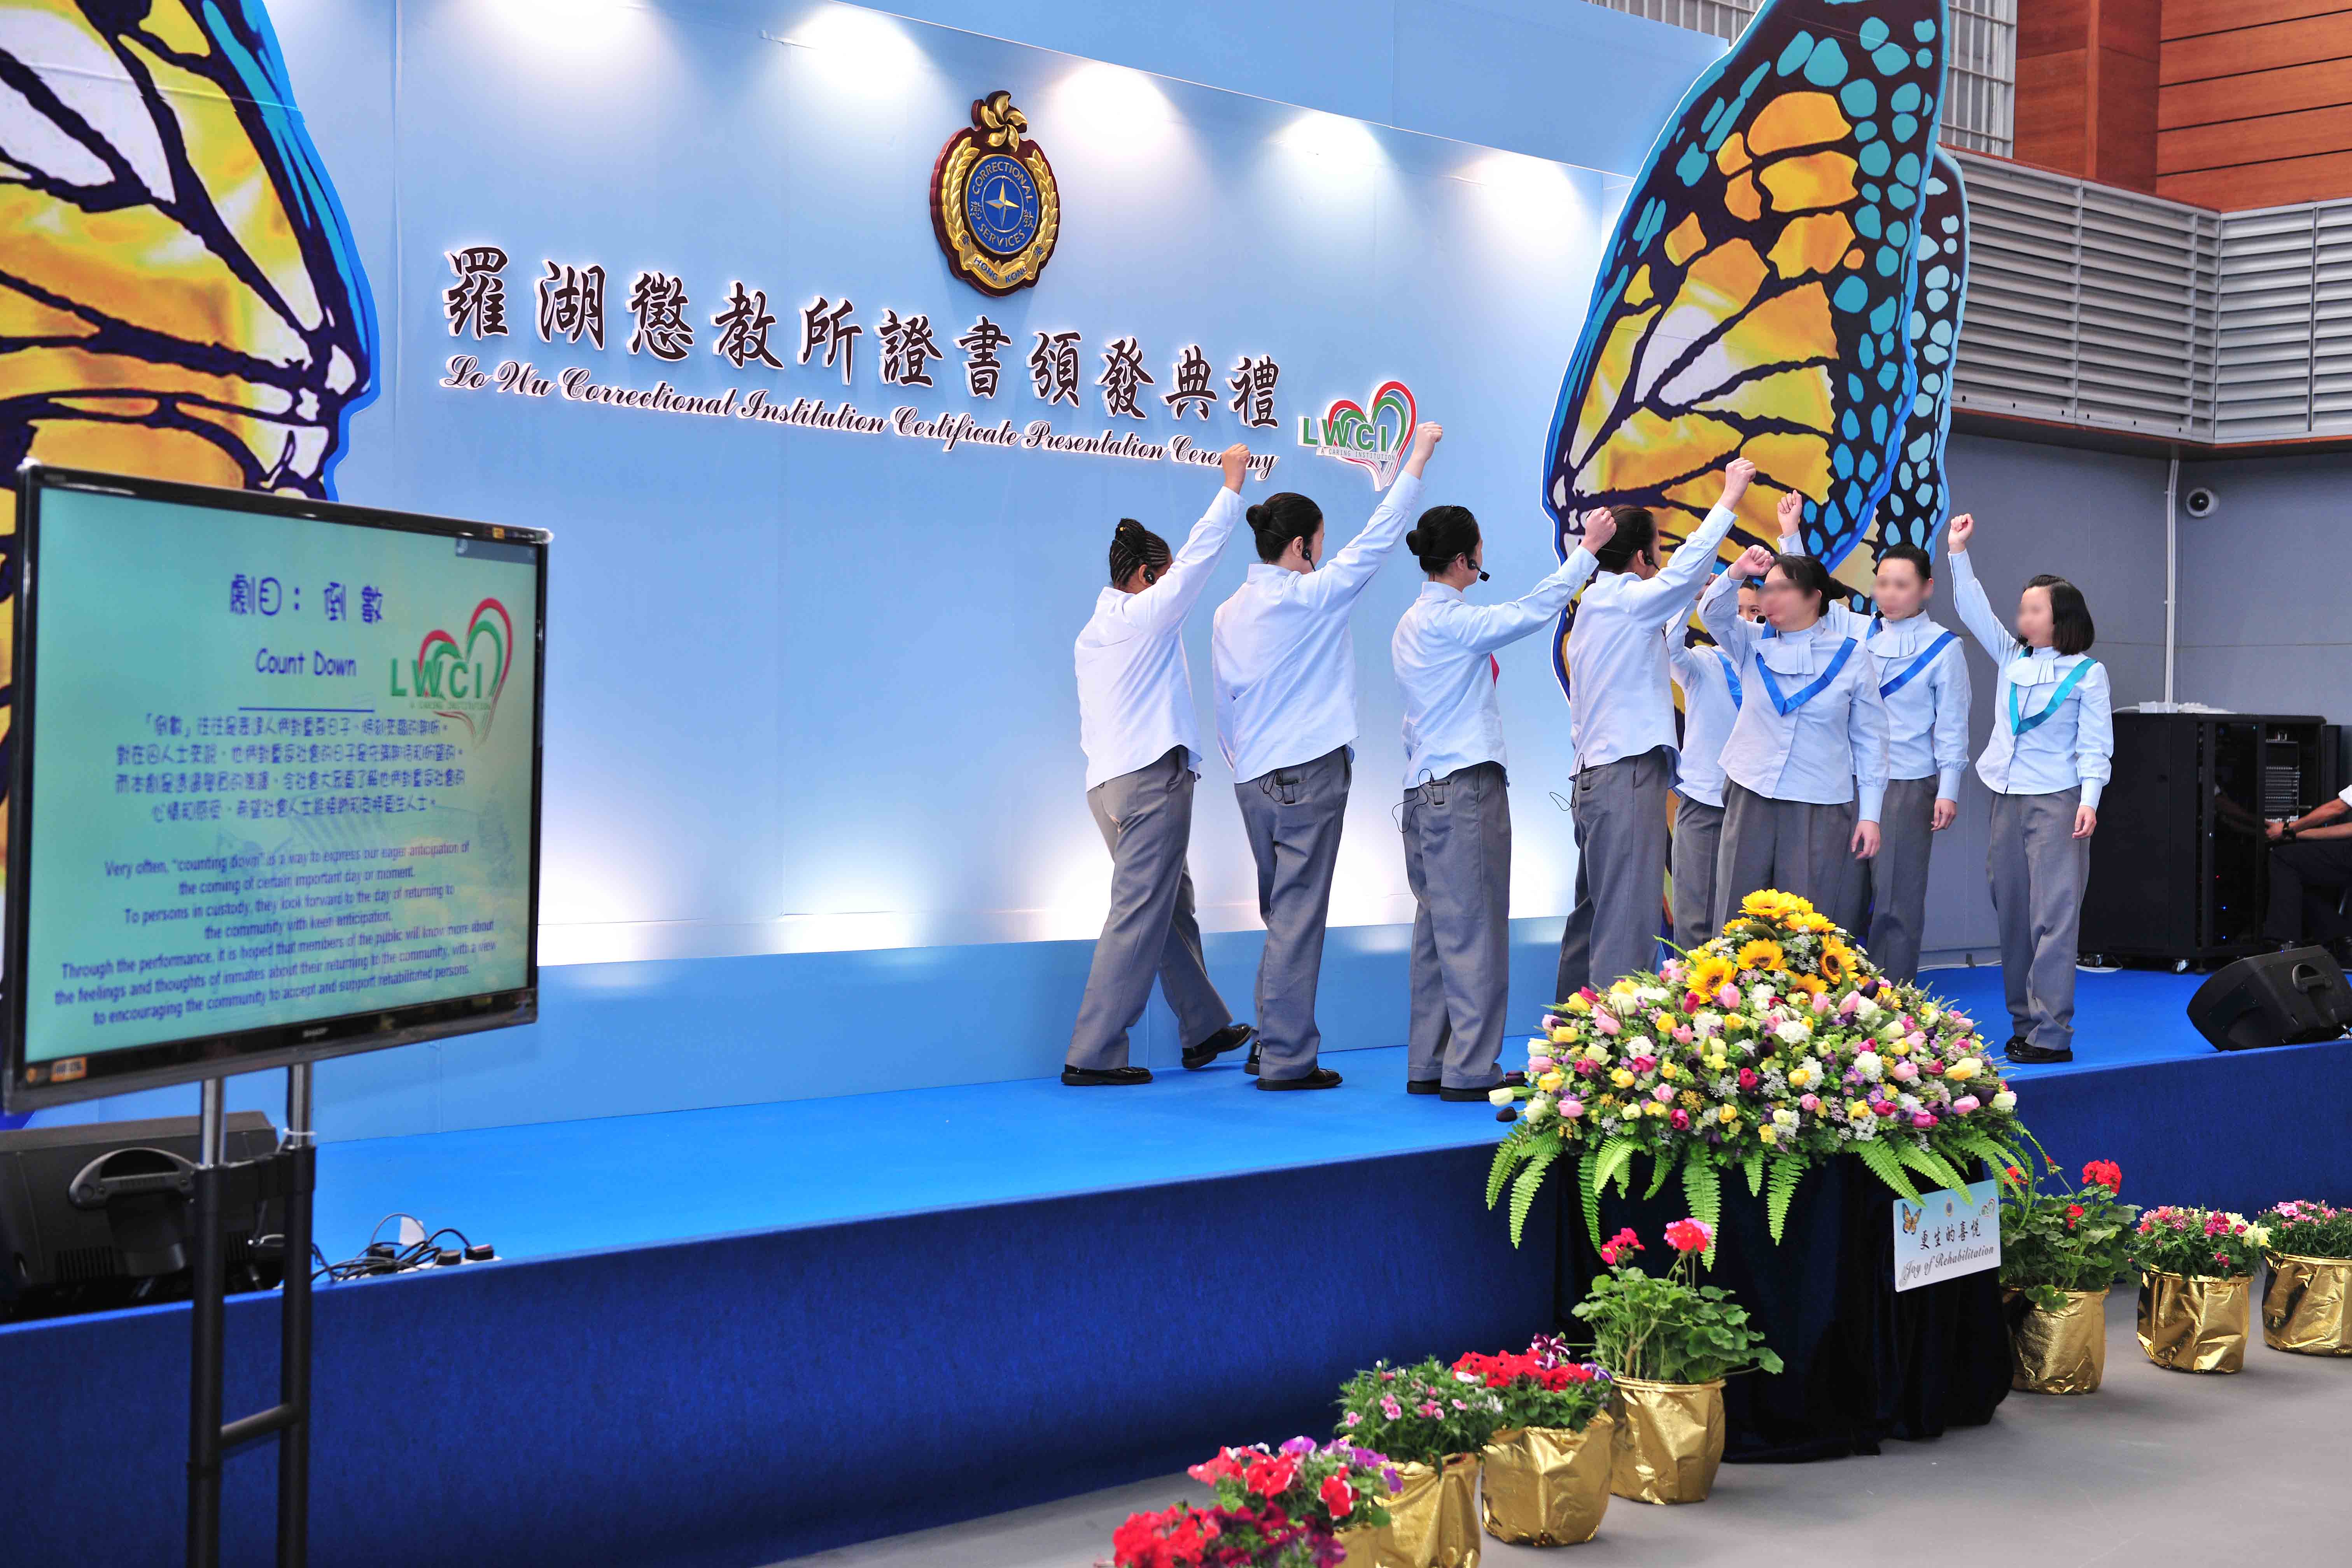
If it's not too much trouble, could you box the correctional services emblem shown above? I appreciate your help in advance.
[929,91,1060,296]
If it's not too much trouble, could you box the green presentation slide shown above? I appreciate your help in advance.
[20,488,538,1070]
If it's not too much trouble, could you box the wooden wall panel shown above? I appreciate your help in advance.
[2158,2,2352,208]
[2015,0,2161,191]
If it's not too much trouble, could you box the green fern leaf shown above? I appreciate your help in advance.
[1579,1148,1605,1253]
[1509,1139,1563,1246]
[1487,1132,1527,1209]
[1681,1153,1724,1264]
[1591,1135,1636,1199]
[1895,1140,1967,1196]
[1855,1138,1923,1203]
[1642,1149,1675,1200]
[1742,1148,1766,1198]
[1766,1155,1804,1243]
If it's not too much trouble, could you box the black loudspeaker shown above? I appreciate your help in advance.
[2186,948,2352,1052]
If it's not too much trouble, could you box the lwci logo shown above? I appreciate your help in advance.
[1297,380,1417,488]
[388,598,513,741]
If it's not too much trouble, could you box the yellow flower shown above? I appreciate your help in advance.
[1818,942,1855,982]
[1790,910,1836,934]
[1652,1011,1678,1034]
[1679,1090,1704,1111]
[1609,979,1640,1000]
[1611,1068,1636,1089]
[1945,1057,1982,1082]
[1782,894,1818,917]
[1740,890,1794,921]
[1736,939,1787,974]
[1564,995,1592,1015]
[1689,954,1738,996]
[1549,1027,1577,1044]
[1788,973,1827,1000]
[1717,1105,1738,1124]
[1760,1124,1779,1145]
[1659,1062,1679,1081]
[1643,1100,1669,1118]
[1788,1066,1813,1088]
[1538,1072,1565,1093]
[1848,1100,1873,1120]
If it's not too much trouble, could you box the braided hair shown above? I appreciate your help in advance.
[1108,518,1171,589]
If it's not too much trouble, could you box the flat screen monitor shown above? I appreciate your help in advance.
[4,466,546,1110]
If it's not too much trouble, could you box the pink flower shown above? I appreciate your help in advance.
[1669,1108,1690,1130]
[1561,1097,1585,1119]
[1952,1095,1980,1114]
[1652,1085,1675,1104]
[1417,1400,1442,1418]
[1837,992,1862,1018]
[1661,960,1687,984]
[1911,1111,1937,1129]
[1811,990,1832,1015]
[1594,1010,1622,1036]
[1738,1068,1759,1089]
[1872,1100,1897,1118]
[1892,1061,1919,1082]
[1673,1025,1695,1045]
[1528,1054,1555,1074]
[1629,1054,1659,1074]
[1905,1031,1927,1051]
[1799,1093,1820,1112]
[1574,1059,1598,1077]
[1716,985,1740,1008]
[1341,1412,1362,1428]
[1380,1395,1402,1419]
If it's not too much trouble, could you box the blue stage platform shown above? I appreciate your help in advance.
[4,970,2347,1568]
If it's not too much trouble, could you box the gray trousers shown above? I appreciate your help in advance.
[1989,787,2088,1053]
[1236,746,1351,1081]
[1557,746,1673,999]
[1858,775,1939,981]
[1067,747,1232,1070]
[1403,762,1513,1090]
[1713,780,1858,932]
[1671,796,1725,952]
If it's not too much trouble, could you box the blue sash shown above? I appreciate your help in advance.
[1715,648,1743,708]
[2007,659,2095,736]
[1752,634,1857,718]
[1877,629,1957,700]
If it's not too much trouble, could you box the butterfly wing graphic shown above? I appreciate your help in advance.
[1545,0,1950,693]
[1874,146,1969,558]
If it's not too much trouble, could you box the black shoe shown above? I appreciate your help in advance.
[2002,1040,2074,1065]
[1183,1024,1255,1071]
[1407,1078,1441,1095]
[1062,1065,1153,1086]
[1244,1043,1261,1076]
[1257,1067,1343,1091]
[1440,1071,1524,1103]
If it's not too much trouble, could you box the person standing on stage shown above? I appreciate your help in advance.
[1213,422,1445,1091]
[1667,574,1761,951]
[1557,458,1755,998]
[1392,505,1618,1099]
[1773,497,1971,978]
[2264,791,2352,961]
[1945,511,2112,1065]
[1063,443,1261,1087]
[1699,540,1889,926]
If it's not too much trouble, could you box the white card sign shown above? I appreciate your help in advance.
[1893,1179,2001,1293]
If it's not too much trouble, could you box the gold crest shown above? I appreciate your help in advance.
[929,91,1060,296]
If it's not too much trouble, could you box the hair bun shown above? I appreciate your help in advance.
[1245,503,1268,528]
[1404,528,1425,554]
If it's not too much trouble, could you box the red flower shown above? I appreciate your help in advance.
[2065,1203,2084,1230]
[1738,1068,1759,1089]
[1186,1451,1244,1486]
[1240,1455,1298,1499]
[2080,1159,2122,1193]
[1599,1227,1643,1266]
[1663,1218,1713,1254]
[1320,1475,1355,1519]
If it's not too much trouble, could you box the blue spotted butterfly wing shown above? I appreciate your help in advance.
[1876,147,1968,556]
[1545,0,1949,693]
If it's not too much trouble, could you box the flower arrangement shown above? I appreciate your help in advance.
[1488,891,2030,1250]
[2255,1199,2352,1259]
[1449,1337,1613,1432]
[2130,1206,2270,1279]
[1335,1358,1506,1463]
[1568,1219,1783,1384]
[1109,1440,1398,1568]
[1999,1153,2138,1311]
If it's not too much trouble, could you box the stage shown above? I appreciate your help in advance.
[3,969,2347,1568]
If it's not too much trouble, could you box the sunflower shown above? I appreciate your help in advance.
[1688,954,1737,997]
[1735,938,1787,974]
[1788,973,1827,1000]
[1740,890,1795,920]
[1789,910,1837,934]
[1819,940,1857,983]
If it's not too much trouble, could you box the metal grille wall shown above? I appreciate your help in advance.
[1578,0,2016,156]
[1949,152,2219,442]
[2213,205,2352,444]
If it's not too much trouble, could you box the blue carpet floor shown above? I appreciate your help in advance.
[298,966,2238,1266]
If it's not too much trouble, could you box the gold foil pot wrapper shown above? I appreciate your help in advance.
[1479,1412,1614,1546]
[2262,1255,2352,1356]
[1607,1377,1724,1505]
[2004,1286,2109,1393]
[1336,1454,1481,1568]
[2137,1269,2250,1373]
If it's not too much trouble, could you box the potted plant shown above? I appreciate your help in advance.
[1569,1219,1782,1504]
[2128,1205,2269,1373]
[1451,1339,1614,1546]
[1996,1156,2136,1393]
[1334,1360,1504,1567]
[1109,1440,1399,1568]
[2253,1200,2352,1356]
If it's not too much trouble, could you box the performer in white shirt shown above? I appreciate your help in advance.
[1392,506,1616,1098]
[1945,512,2113,1064]
[1064,443,1260,1087]
[1213,421,1444,1090]
[1667,574,1760,950]
[1557,458,1755,998]
[1701,541,1890,927]
[1773,496,1971,979]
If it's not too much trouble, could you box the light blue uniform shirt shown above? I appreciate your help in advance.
[1391,549,1599,791]
[1565,505,1739,774]
[1668,630,1741,811]
[1948,551,2114,810]
[1700,571,1891,820]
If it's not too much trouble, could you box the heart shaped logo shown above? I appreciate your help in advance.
[413,598,514,742]
[1297,379,1418,488]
